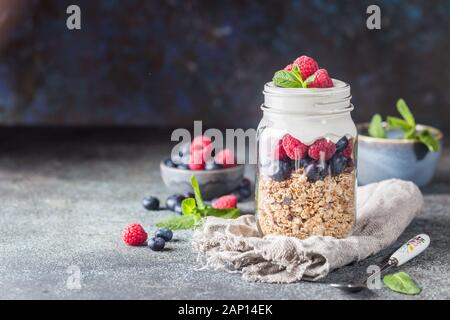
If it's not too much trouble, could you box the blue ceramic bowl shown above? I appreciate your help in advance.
[160,161,245,199]
[357,123,443,187]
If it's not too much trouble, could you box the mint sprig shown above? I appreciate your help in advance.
[368,113,385,138]
[272,64,307,88]
[368,99,440,152]
[156,176,240,230]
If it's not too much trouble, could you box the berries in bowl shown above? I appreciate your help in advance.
[160,135,245,200]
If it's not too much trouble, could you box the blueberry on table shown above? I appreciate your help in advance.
[165,194,184,211]
[183,192,194,199]
[164,159,177,168]
[142,196,160,211]
[155,228,173,241]
[174,203,183,215]
[330,154,347,175]
[238,186,251,199]
[205,160,223,170]
[230,190,243,202]
[335,136,349,153]
[148,237,165,251]
[239,178,251,189]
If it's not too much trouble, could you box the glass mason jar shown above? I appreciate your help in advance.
[256,80,357,239]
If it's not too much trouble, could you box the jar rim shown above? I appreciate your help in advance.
[262,79,352,115]
[263,79,350,97]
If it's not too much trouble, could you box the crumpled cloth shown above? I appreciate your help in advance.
[192,179,423,283]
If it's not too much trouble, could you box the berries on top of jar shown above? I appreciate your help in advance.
[164,135,237,171]
[260,134,354,183]
[273,55,334,89]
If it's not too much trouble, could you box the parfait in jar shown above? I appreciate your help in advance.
[256,55,357,239]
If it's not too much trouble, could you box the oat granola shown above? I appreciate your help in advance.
[257,168,356,239]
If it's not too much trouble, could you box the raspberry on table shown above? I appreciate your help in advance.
[342,138,353,158]
[122,223,148,246]
[308,138,336,161]
[307,69,333,88]
[282,134,309,160]
[293,55,319,80]
[214,149,236,168]
[212,195,238,209]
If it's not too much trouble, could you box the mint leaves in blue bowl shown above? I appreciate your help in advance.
[358,99,443,187]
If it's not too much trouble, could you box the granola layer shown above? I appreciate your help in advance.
[257,168,356,239]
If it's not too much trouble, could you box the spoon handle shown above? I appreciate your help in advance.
[389,234,430,267]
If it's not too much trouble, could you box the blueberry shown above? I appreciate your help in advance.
[238,187,251,199]
[330,154,347,175]
[305,163,320,182]
[174,203,183,215]
[183,192,194,199]
[148,237,165,251]
[230,190,243,202]
[336,136,349,152]
[317,161,331,179]
[262,160,292,182]
[205,160,223,170]
[164,159,177,168]
[178,143,190,158]
[166,194,184,211]
[155,228,173,241]
[293,157,312,170]
[177,163,189,170]
[239,178,251,189]
[142,196,160,211]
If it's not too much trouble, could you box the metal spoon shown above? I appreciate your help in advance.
[330,234,430,293]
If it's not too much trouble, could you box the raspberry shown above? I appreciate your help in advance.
[212,195,238,209]
[122,223,148,246]
[214,149,236,168]
[284,64,293,71]
[282,134,308,160]
[190,135,212,152]
[293,55,318,80]
[342,138,353,158]
[190,135,213,161]
[271,140,287,160]
[307,69,333,88]
[308,138,336,160]
[188,150,205,170]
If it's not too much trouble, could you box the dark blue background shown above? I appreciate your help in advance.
[0,0,449,131]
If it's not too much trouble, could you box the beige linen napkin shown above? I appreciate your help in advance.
[192,179,423,283]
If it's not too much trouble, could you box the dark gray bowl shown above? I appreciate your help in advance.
[160,161,245,199]
[357,123,443,187]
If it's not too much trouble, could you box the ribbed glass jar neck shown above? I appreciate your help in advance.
[262,79,352,116]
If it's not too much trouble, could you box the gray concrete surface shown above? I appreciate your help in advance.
[0,129,449,300]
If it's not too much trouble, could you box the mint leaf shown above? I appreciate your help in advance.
[417,129,440,152]
[191,175,205,210]
[181,197,197,215]
[396,99,416,128]
[368,114,385,138]
[203,207,240,219]
[291,64,306,88]
[383,272,421,295]
[156,214,201,230]
[272,70,302,88]
[387,116,412,131]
